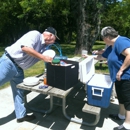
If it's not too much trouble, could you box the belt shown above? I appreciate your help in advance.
[5,51,22,69]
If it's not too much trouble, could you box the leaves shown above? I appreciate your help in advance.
[102,0,130,36]
[0,0,130,52]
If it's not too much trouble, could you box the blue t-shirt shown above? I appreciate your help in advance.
[102,36,130,82]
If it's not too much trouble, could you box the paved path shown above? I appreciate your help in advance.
[0,85,123,130]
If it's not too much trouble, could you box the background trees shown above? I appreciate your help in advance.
[0,0,130,54]
[102,0,130,37]
[73,0,106,54]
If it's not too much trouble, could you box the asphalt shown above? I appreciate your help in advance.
[0,84,123,130]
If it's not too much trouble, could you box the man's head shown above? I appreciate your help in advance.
[43,27,59,44]
[45,27,59,40]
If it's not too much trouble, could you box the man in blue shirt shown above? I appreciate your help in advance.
[0,27,59,123]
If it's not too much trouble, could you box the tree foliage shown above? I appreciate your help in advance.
[0,0,130,55]
[102,0,130,37]
[0,0,74,45]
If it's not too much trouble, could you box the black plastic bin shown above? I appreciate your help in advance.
[47,60,79,90]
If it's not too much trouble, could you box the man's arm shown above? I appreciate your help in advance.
[21,46,53,62]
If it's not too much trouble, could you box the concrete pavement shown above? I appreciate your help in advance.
[0,84,123,130]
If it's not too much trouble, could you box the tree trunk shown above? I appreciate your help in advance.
[75,0,106,55]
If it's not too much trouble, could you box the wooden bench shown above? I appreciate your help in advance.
[82,103,101,126]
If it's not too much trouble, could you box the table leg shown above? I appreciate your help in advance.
[24,95,54,114]
[62,97,100,126]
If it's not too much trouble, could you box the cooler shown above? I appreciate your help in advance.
[77,56,113,108]
[87,74,113,108]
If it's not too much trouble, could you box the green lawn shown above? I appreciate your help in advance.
[0,41,109,89]
[92,41,106,50]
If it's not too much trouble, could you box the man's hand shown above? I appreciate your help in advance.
[43,55,53,62]
[82,54,88,58]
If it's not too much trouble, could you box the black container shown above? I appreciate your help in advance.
[47,60,79,90]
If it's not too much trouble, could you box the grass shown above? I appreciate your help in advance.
[92,41,106,51]
[91,41,109,74]
[0,41,109,89]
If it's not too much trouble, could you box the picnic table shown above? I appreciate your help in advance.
[17,74,101,126]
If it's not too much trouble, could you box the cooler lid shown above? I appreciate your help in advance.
[79,56,95,84]
[88,74,113,88]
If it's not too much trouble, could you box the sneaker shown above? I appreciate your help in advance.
[109,114,124,121]
[114,125,130,130]
[17,114,36,123]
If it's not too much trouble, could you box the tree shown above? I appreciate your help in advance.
[1,0,130,53]
[0,0,28,45]
[102,0,130,37]
[70,0,106,55]
[0,0,75,45]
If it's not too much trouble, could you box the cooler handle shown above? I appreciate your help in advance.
[71,65,75,69]
[92,87,104,97]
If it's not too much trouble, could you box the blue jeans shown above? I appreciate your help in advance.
[0,54,26,119]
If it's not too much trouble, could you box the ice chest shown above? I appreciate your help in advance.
[46,60,79,90]
[87,74,113,108]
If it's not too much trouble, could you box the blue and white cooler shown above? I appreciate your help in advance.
[87,74,113,108]
[78,56,113,108]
